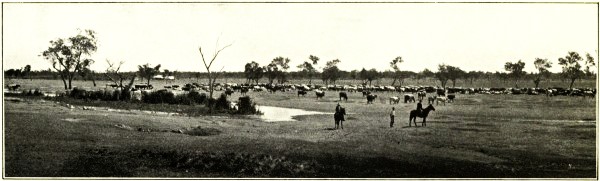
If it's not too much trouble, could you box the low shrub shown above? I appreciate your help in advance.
[142,90,176,104]
[236,96,261,115]
[187,91,208,104]
[207,93,231,112]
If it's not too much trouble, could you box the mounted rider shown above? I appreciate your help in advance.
[416,100,423,116]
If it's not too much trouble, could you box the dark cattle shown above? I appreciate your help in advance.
[417,91,426,101]
[135,84,153,90]
[436,89,446,96]
[316,90,325,100]
[7,84,20,91]
[224,88,234,96]
[447,94,456,103]
[427,96,436,104]
[366,94,377,104]
[583,90,595,98]
[339,92,348,101]
[404,94,415,103]
[389,96,400,104]
[298,90,307,97]
[241,87,249,96]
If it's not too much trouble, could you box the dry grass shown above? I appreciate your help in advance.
[3,83,597,178]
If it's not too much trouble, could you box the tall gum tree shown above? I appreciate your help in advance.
[41,29,97,90]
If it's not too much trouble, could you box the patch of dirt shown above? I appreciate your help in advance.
[114,124,134,130]
[450,127,498,132]
[62,118,86,122]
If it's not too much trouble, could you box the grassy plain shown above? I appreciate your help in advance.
[3,79,598,178]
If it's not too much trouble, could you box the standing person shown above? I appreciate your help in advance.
[390,107,395,128]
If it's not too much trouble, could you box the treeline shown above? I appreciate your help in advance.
[7,28,597,91]
[6,67,594,85]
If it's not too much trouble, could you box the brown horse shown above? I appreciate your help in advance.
[409,104,435,127]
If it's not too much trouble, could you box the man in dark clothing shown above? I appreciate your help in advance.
[416,100,423,116]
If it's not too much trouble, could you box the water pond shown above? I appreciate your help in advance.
[258,106,330,122]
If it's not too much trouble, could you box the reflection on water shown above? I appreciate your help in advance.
[258,106,330,122]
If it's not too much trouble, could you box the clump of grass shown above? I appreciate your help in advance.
[184,126,221,136]
[158,150,317,177]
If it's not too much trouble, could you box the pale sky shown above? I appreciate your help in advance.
[3,3,598,73]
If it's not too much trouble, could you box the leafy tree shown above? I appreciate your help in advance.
[558,51,596,89]
[504,60,526,87]
[389,56,404,86]
[264,63,279,84]
[533,58,552,88]
[22,65,31,80]
[297,55,319,84]
[78,67,97,87]
[41,29,97,90]
[137,63,161,85]
[436,64,451,89]
[584,53,596,78]
[446,66,464,88]
[271,56,291,84]
[363,68,379,86]
[321,59,342,85]
[5,69,17,80]
[244,61,263,84]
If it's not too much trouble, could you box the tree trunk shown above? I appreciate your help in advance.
[391,78,397,86]
[569,78,575,89]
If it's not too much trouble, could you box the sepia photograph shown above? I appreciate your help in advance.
[2,2,598,178]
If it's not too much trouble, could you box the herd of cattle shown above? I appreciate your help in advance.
[118,82,598,105]
[6,82,597,104]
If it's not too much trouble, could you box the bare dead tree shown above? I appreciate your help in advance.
[104,59,136,92]
[198,43,232,100]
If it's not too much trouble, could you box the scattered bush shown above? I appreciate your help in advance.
[142,90,176,104]
[207,93,231,112]
[187,91,208,104]
[22,89,44,96]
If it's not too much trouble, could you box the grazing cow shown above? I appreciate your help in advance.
[315,90,325,100]
[427,96,436,104]
[224,88,234,96]
[546,89,555,97]
[583,90,595,98]
[298,90,307,97]
[240,87,249,96]
[135,84,153,90]
[366,94,377,104]
[447,94,456,103]
[409,104,435,127]
[417,91,426,101]
[389,96,400,104]
[436,97,447,106]
[404,94,416,103]
[436,89,446,96]
[339,92,348,101]
[7,84,20,91]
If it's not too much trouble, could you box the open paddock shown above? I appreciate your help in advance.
[3,78,597,178]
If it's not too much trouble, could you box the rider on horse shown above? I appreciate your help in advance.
[416,100,423,116]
